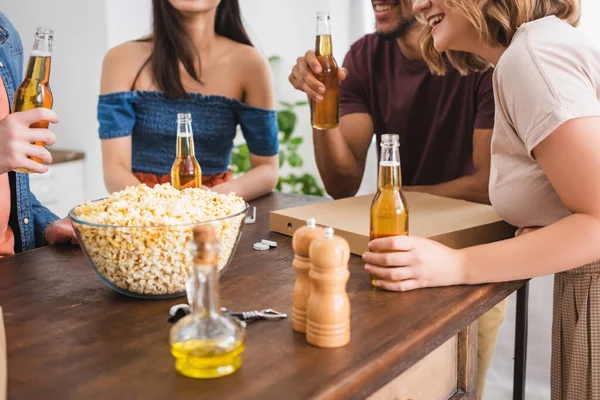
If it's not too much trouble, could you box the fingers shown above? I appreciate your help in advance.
[8,138,52,172]
[45,218,77,244]
[288,50,349,102]
[364,264,416,281]
[13,108,58,126]
[375,279,421,292]
[16,156,49,174]
[26,128,56,146]
[362,249,413,267]
[25,143,53,164]
[305,50,321,73]
[368,235,414,252]
[303,79,324,101]
[293,64,325,101]
[289,51,327,102]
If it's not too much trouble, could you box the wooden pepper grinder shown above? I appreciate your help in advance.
[306,227,351,348]
[292,218,325,333]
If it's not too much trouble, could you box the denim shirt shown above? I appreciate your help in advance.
[0,12,59,252]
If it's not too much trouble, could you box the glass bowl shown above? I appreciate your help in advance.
[69,200,249,299]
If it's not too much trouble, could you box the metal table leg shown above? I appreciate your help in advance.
[513,281,529,400]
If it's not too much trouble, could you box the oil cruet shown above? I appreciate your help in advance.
[170,224,246,379]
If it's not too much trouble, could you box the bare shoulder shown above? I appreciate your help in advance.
[230,42,274,109]
[230,42,271,74]
[101,40,152,94]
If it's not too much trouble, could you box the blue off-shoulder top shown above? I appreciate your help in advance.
[97,91,279,176]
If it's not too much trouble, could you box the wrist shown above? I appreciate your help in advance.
[42,221,55,245]
[455,248,473,285]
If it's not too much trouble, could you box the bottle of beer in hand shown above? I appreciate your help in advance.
[311,12,339,130]
[170,113,202,190]
[369,134,409,287]
[12,27,54,174]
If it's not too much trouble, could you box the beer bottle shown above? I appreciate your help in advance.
[170,113,202,190]
[311,12,339,130]
[12,27,54,174]
[369,134,409,287]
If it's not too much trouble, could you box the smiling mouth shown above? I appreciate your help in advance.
[427,14,445,29]
[373,2,398,13]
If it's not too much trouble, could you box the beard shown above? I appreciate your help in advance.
[376,16,417,40]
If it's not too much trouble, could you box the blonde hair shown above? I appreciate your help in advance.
[421,0,581,75]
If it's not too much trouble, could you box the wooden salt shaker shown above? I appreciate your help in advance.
[292,218,325,333]
[306,227,351,348]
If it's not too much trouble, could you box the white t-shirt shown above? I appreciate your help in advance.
[489,16,600,228]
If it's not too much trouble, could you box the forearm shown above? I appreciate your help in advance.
[104,167,141,193]
[313,127,363,199]
[211,164,277,201]
[406,172,490,204]
[461,213,600,284]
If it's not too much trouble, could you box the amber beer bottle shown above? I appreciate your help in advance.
[12,27,54,173]
[170,113,202,190]
[369,134,409,287]
[311,12,339,130]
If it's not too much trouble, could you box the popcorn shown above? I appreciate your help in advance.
[72,184,246,296]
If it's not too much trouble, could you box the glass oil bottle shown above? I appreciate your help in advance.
[170,224,246,378]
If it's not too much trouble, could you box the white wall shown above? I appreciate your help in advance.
[1,0,109,201]
[579,0,600,38]
[105,0,152,49]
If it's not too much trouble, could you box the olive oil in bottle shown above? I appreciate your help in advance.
[369,134,409,287]
[170,225,246,378]
[170,339,245,379]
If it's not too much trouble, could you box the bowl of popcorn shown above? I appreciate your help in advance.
[69,184,249,299]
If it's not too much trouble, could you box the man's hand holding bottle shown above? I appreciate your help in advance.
[0,108,57,175]
[288,50,347,102]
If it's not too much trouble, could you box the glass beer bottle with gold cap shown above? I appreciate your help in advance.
[369,134,409,287]
[311,12,339,130]
[12,27,54,173]
[170,113,202,190]
[170,224,246,378]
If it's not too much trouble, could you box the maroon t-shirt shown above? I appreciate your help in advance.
[340,33,495,186]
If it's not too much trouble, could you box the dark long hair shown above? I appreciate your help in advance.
[136,0,253,98]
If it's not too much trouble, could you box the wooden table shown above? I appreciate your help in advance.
[0,193,525,400]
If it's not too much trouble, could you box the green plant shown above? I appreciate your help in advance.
[230,57,325,197]
[230,100,325,196]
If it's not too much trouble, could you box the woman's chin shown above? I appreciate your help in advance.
[432,37,448,53]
